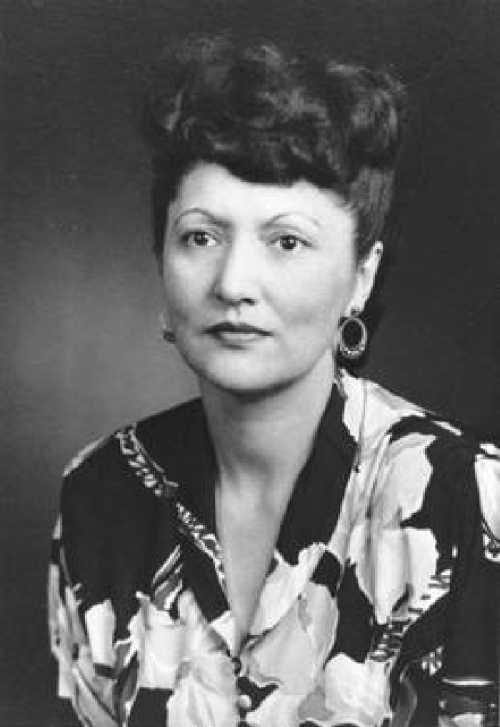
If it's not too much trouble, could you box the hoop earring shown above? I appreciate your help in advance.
[338,310,367,360]
[159,313,176,344]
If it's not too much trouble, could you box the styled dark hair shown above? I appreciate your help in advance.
[145,36,406,259]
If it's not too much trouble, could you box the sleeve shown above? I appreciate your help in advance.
[48,513,121,727]
[48,439,152,727]
[437,443,500,727]
[338,424,500,727]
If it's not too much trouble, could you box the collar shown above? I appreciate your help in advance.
[138,378,357,548]
[135,377,358,632]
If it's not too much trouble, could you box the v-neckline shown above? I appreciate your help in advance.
[136,378,358,652]
[214,476,293,653]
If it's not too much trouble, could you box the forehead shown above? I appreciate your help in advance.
[168,162,355,232]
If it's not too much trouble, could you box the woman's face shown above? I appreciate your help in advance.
[162,163,380,396]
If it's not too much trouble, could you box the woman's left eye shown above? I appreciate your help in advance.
[273,235,307,252]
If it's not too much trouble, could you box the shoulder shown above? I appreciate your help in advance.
[61,397,203,506]
[58,398,204,589]
[346,371,500,556]
[342,369,495,457]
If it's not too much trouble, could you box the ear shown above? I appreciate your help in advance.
[345,241,383,315]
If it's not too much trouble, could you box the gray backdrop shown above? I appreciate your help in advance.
[2,1,500,724]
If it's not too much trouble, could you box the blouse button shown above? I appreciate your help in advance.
[237,694,252,712]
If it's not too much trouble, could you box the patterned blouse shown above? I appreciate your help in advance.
[49,371,500,727]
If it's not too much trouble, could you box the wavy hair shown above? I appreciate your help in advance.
[145,36,406,259]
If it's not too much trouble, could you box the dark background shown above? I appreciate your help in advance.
[2,1,500,725]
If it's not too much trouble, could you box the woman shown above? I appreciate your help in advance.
[48,37,500,726]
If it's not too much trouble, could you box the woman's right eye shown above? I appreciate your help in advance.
[181,230,217,247]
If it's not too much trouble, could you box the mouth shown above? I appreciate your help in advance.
[206,321,271,342]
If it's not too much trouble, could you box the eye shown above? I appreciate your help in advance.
[182,230,218,247]
[273,234,306,252]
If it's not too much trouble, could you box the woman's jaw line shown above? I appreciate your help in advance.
[197,350,337,414]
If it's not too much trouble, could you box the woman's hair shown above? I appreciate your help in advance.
[145,36,406,260]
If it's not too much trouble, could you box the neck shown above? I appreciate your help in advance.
[200,355,336,499]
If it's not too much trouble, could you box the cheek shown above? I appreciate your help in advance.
[278,270,353,331]
[162,257,198,318]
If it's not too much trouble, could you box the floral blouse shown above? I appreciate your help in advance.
[48,371,500,727]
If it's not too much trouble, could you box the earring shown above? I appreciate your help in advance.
[159,313,176,343]
[338,309,367,360]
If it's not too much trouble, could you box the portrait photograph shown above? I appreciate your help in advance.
[1,2,499,726]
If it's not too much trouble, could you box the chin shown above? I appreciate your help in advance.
[186,359,289,398]
[178,344,324,399]
[201,371,284,398]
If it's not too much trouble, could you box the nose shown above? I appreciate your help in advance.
[212,238,259,306]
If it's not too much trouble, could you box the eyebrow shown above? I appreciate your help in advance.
[265,212,320,230]
[173,208,321,231]
[173,208,231,229]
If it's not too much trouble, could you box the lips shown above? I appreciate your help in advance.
[207,321,270,335]
[205,321,272,346]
